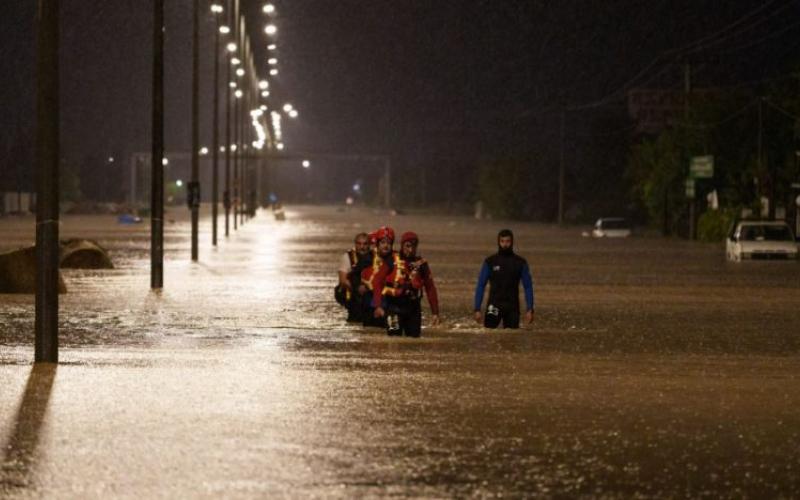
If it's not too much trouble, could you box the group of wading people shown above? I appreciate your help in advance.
[335,226,535,337]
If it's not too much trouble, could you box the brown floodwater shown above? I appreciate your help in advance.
[1,205,799,497]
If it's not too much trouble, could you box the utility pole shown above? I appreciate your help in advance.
[211,4,221,246]
[151,0,165,289]
[190,0,200,261]
[233,3,240,231]
[758,97,763,216]
[224,1,232,237]
[35,0,60,363]
[685,61,695,240]
[557,108,566,225]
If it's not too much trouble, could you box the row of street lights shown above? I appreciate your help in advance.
[33,0,302,363]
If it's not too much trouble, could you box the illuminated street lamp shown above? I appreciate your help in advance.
[210,3,225,247]
[288,109,298,119]
[267,44,277,50]
[231,57,241,65]
[268,58,278,65]
[264,24,277,36]
[261,90,270,97]
[276,142,285,150]
[235,90,243,99]
[282,103,293,112]
[236,68,245,77]
[227,42,237,53]
[302,160,311,168]
[199,147,209,155]
[263,3,276,15]
[258,80,269,90]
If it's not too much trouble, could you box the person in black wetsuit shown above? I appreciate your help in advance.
[473,229,535,328]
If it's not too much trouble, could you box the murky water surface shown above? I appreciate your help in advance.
[2,206,799,497]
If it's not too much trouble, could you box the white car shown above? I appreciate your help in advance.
[726,221,798,261]
[592,217,632,238]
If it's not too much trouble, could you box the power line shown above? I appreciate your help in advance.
[675,99,759,129]
[765,99,800,122]
[564,0,790,111]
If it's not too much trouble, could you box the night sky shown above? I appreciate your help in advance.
[2,1,799,206]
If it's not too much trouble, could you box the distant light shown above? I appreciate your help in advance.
[220,146,226,152]
[264,24,277,36]
[199,147,209,155]
[231,57,241,66]
[219,25,230,35]
[288,109,298,118]
[353,183,361,192]
[176,179,183,187]
[234,90,243,98]
[236,68,245,77]
[230,144,238,152]
[282,103,293,112]
[268,58,278,65]
[269,68,278,76]
[262,3,276,14]
[261,90,270,97]
[226,43,237,53]
[260,105,267,111]
[276,142,284,150]
[258,80,269,90]
[162,158,169,166]
[108,156,115,163]
[210,4,223,14]
[229,82,237,89]
[302,160,311,168]
[267,44,277,51]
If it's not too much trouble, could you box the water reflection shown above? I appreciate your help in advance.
[1,363,56,492]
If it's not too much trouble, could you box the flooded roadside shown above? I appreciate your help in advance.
[1,206,799,497]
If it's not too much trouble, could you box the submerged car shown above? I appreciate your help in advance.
[591,217,632,238]
[726,221,798,261]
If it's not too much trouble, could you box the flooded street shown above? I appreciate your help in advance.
[2,205,800,497]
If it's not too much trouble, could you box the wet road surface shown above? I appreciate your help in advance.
[2,206,800,497]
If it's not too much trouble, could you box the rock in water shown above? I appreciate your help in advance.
[59,239,114,269]
[0,247,68,294]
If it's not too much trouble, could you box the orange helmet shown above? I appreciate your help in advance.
[374,226,395,243]
[400,231,418,245]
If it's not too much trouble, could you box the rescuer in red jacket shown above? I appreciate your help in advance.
[372,231,440,337]
[360,226,395,327]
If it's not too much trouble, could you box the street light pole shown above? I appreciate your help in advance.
[233,0,240,231]
[557,108,566,225]
[151,0,165,289]
[35,0,60,363]
[190,0,200,261]
[224,3,233,237]
[211,6,222,246]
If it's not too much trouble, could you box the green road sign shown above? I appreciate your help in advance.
[690,155,714,178]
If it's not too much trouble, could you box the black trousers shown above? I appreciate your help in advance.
[386,297,422,337]
[484,303,520,329]
[362,291,387,328]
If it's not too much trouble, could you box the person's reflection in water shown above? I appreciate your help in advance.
[1,363,57,492]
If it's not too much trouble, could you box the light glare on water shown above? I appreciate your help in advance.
[1,205,800,497]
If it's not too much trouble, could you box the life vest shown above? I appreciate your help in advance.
[362,250,394,291]
[382,254,426,299]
